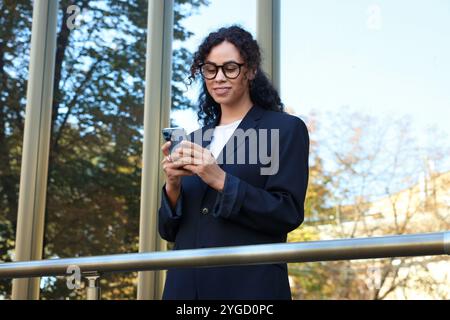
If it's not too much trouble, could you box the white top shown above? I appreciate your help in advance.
[209,119,243,159]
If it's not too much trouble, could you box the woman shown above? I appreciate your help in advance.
[159,26,309,299]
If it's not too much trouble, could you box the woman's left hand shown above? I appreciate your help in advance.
[171,141,226,192]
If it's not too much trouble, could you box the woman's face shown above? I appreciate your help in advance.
[202,41,254,107]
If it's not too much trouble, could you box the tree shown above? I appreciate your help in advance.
[286,111,340,299]
[0,0,33,298]
[290,107,450,299]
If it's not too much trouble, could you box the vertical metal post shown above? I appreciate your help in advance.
[137,0,174,300]
[257,0,281,91]
[84,273,101,300]
[12,0,59,300]
[444,232,450,255]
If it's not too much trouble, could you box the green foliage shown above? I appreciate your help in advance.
[0,0,32,299]
[287,120,373,300]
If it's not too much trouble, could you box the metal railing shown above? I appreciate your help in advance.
[1,231,449,300]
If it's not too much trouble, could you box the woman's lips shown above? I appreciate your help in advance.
[213,87,231,95]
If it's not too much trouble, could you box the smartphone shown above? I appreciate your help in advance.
[162,127,187,154]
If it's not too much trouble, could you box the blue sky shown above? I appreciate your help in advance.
[172,0,450,143]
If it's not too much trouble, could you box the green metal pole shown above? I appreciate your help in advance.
[137,0,174,300]
[12,0,59,300]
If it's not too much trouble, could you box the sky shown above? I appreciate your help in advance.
[172,0,450,145]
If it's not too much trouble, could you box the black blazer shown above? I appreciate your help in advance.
[158,104,310,299]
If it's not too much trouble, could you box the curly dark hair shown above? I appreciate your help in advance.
[189,25,284,126]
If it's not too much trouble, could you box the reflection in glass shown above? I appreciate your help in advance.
[282,0,450,299]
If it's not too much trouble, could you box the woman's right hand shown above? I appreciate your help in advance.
[161,141,194,192]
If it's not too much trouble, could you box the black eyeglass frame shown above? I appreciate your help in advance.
[199,62,246,80]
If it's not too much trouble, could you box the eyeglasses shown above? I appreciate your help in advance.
[199,62,245,80]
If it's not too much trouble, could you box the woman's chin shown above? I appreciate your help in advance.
[213,96,230,104]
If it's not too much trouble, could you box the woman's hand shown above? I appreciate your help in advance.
[171,141,226,192]
[161,141,194,192]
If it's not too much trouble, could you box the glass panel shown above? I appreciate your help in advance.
[37,0,215,300]
[40,0,148,299]
[282,0,450,299]
[288,258,450,300]
[0,0,32,300]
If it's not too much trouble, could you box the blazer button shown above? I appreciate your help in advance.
[202,207,209,215]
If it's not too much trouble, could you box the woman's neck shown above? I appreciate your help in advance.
[219,99,253,125]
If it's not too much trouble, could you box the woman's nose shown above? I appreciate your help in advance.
[215,67,227,81]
